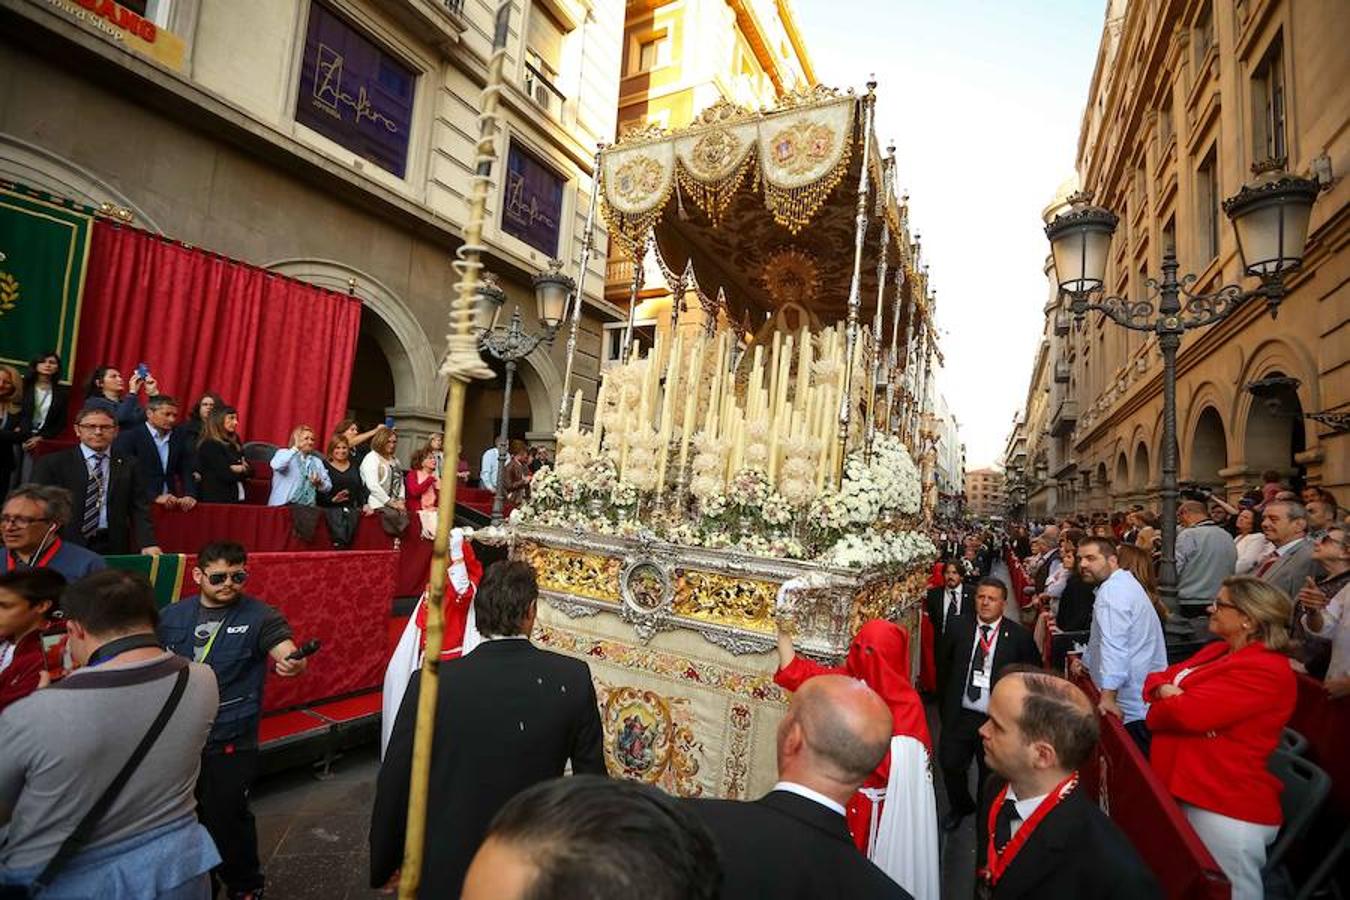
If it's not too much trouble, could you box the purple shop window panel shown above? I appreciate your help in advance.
[296,3,415,178]
[502,141,565,257]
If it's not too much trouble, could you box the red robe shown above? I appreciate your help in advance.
[0,630,45,714]
[774,619,931,852]
[414,542,483,660]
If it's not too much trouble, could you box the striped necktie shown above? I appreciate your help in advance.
[83,452,106,537]
[1255,551,1280,578]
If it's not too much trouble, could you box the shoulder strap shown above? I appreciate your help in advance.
[30,662,191,894]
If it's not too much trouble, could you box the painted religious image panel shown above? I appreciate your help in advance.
[502,140,565,257]
[296,2,415,178]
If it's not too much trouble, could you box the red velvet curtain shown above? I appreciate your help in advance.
[76,222,362,444]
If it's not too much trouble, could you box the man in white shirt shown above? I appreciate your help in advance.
[479,439,506,492]
[1077,536,1167,756]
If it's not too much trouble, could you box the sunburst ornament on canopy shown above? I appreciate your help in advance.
[761,246,821,307]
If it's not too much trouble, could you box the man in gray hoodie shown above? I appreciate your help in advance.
[1175,499,1239,618]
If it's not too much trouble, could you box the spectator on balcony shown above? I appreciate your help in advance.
[405,446,440,511]
[334,418,380,468]
[503,440,532,507]
[83,364,156,429]
[113,395,199,511]
[16,352,71,484]
[31,407,160,556]
[318,436,370,549]
[0,364,23,493]
[361,427,407,536]
[195,406,250,504]
[423,433,445,479]
[1145,577,1296,900]
[267,425,330,508]
[1175,500,1239,619]
[178,392,223,449]
[479,438,505,493]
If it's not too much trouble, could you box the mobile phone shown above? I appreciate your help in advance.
[384,416,396,429]
[135,362,150,380]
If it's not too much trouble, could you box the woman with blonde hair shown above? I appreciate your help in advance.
[1144,577,1297,900]
[360,426,407,535]
[0,364,24,491]
[1116,543,1168,623]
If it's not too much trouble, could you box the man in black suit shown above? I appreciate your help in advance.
[682,674,911,900]
[369,560,606,897]
[976,669,1159,898]
[926,560,975,646]
[112,395,198,509]
[937,577,1040,831]
[30,405,159,556]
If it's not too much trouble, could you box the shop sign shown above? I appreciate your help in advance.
[45,0,187,71]
[296,2,415,178]
[502,141,565,257]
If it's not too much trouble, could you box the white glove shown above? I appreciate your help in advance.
[449,528,470,594]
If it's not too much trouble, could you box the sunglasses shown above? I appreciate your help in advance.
[204,571,248,586]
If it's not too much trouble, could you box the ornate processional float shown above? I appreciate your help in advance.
[501,81,944,799]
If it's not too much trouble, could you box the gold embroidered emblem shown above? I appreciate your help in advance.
[613,156,666,204]
[768,122,835,176]
[0,251,19,317]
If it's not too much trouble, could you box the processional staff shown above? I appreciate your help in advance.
[397,3,512,896]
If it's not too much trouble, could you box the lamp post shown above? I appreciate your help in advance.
[477,260,572,524]
[1044,166,1319,613]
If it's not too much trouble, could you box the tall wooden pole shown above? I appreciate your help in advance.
[397,4,510,896]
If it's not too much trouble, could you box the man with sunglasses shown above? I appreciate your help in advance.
[158,541,307,900]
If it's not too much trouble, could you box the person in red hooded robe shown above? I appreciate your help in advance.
[380,528,483,756]
[775,617,940,900]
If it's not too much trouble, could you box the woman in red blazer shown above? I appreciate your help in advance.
[1145,576,1296,900]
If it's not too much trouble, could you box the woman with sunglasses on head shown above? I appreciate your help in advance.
[159,541,306,900]
[1144,577,1297,900]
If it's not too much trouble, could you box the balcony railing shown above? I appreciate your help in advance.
[525,61,566,120]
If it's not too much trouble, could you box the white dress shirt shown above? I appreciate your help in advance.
[479,446,500,492]
[1083,568,1168,724]
[1003,786,1050,840]
[961,618,1002,714]
[772,780,847,817]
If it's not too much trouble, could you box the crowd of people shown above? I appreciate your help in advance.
[973,476,1346,900]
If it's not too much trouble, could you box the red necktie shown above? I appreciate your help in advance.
[1256,552,1279,578]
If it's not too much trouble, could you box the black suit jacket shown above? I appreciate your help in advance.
[30,446,156,553]
[1032,547,1061,594]
[19,382,71,440]
[936,615,1040,724]
[926,583,976,643]
[113,424,198,501]
[683,790,911,900]
[977,778,1160,899]
[369,639,606,897]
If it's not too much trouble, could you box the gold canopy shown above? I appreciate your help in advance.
[598,85,931,355]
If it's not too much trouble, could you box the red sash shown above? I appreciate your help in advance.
[1,538,63,573]
[980,773,1078,888]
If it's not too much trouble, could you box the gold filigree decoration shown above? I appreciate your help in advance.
[761,246,821,308]
[675,130,757,225]
[759,101,856,234]
[770,83,850,112]
[616,120,671,146]
[689,96,757,127]
[612,156,667,204]
[720,703,753,799]
[601,151,676,252]
[598,683,703,797]
[520,543,621,602]
[848,569,928,638]
[673,570,779,633]
[767,121,836,176]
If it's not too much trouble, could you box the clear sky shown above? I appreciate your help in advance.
[793,0,1106,468]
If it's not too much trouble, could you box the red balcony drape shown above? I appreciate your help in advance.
[76,222,362,444]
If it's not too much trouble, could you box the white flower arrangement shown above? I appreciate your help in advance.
[821,530,938,570]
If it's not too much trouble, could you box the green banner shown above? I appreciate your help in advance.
[103,553,189,609]
[0,183,92,383]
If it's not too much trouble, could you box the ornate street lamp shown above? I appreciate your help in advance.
[1044,166,1319,613]
[478,261,570,524]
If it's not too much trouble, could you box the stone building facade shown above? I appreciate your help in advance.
[0,0,627,467]
[965,467,1006,520]
[1007,0,1348,516]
